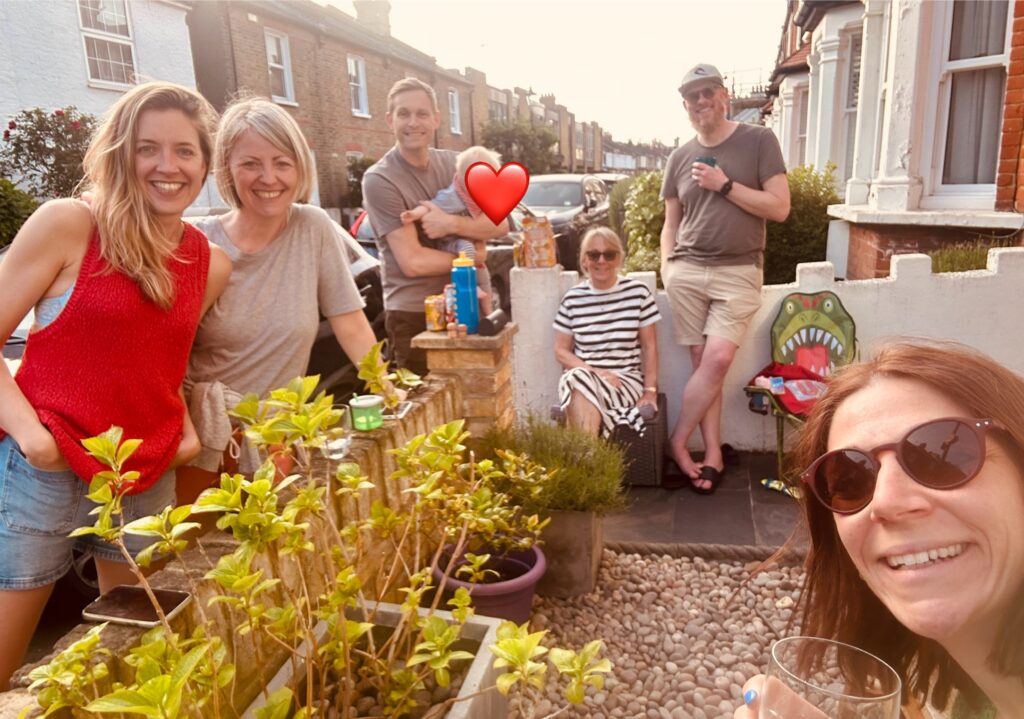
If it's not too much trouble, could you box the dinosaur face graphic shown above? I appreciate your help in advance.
[770,292,856,376]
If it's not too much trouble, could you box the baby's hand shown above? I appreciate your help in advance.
[401,206,427,225]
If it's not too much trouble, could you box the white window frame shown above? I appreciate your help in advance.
[839,29,862,188]
[77,0,136,90]
[920,0,1012,209]
[264,29,296,105]
[348,54,369,118]
[448,88,461,135]
[794,85,810,166]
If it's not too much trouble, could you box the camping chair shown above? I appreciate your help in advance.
[744,291,857,487]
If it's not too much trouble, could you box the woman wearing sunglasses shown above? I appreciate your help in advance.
[553,227,660,436]
[735,342,1024,719]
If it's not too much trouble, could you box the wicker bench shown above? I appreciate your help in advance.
[611,392,667,487]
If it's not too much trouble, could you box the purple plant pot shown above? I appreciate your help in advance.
[433,545,547,624]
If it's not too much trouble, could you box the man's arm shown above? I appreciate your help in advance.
[693,164,790,223]
[384,222,459,278]
[417,201,509,243]
[660,198,683,267]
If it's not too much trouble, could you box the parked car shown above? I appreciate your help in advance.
[348,203,532,317]
[594,172,629,193]
[521,173,610,271]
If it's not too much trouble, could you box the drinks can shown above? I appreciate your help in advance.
[424,294,445,331]
[770,376,785,395]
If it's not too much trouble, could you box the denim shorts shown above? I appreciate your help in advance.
[0,435,176,590]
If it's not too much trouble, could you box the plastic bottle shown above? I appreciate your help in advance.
[451,251,479,334]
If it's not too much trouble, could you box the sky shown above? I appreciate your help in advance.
[324,0,788,146]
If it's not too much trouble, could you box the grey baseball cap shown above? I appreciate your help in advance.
[678,63,725,95]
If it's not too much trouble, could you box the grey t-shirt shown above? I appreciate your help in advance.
[187,204,364,398]
[660,124,786,267]
[362,146,458,312]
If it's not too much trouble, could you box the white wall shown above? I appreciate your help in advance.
[511,248,1024,451]
[0,0,195,123]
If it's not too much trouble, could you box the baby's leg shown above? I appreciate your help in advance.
[400,205,429,224]
[477,265,493,315]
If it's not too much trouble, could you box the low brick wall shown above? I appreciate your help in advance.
[2,375,468,718]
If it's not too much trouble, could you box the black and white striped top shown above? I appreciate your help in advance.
[553,277,661,373]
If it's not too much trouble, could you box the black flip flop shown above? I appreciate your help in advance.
[691,465,724,495]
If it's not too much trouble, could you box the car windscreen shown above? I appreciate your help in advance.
[523,182,583,208]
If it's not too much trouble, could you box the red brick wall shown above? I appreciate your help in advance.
[196,4,471,208]
[847,223,1013,278]
[997,0,1024,211]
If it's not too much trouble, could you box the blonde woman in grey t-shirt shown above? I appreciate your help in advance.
[178,97,378,503]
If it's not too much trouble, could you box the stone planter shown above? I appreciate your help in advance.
[537,510,603,598]
[241,602,506,719]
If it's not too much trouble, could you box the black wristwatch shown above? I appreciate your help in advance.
[719,178,734,197]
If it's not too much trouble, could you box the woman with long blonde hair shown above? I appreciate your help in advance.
[0,81,231,690]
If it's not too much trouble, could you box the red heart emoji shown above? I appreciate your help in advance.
[464,162,529,225]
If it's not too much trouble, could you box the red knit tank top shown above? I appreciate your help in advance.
[7,224,210,493]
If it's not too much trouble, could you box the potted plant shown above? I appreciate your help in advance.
[482,416,627,598]
[17,377,611,719]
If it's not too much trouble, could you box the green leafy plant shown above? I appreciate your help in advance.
[1,106,97,199]
[480,121,561,175]
[763,163,840,285]
[622,171,665,280]
[928,236,1020,273]
[607,175,637,246]
[356,340,423,410]
[343,155,376,210]
[22,379,611,718]
[482,415,627,515]
[0,177,38,249]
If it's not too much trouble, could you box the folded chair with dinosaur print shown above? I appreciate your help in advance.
[745,290,857,492]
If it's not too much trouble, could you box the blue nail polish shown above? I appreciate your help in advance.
[744,689,758,705]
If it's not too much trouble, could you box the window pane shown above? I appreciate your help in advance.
[949,0,1008,61]
[265,35,282,66]
[847,34,862,109]
[84,35,134,84]
[79,0,129,37]
[270,66,286,99]
[943,67,1005,184]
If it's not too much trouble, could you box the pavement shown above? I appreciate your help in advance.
[603,451,804,548]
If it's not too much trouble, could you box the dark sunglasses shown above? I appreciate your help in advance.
[801,417,1003,514]
[585,250,619,262]
[682,85,718,104]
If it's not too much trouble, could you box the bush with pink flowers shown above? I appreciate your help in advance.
[0,106,96,199]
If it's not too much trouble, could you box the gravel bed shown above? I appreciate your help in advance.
[526,548,806,719]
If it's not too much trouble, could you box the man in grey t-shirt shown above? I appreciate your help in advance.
[660,63,790,493]
[363,78,508,374]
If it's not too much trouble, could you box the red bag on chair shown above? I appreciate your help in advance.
[748,362,828,416]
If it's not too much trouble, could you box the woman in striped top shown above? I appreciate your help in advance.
[553,228,661,436]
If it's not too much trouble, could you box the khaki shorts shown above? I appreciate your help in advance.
[663,259,762,346]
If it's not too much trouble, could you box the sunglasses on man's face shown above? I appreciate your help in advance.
[585,249,619,262]
[682,85,719,104]
[801,417,1003,514]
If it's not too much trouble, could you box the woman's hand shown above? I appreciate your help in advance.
[20,426,69,471]
[636,390,657,410]
[168,424,201,470]
[734,675,830,719]
[595,368,622,389]
[734,676,763,719]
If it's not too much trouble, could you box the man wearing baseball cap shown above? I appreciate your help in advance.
[661,63,790,493]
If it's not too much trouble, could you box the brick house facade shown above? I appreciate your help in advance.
[188,0,472,208]
[770,0,1023,279]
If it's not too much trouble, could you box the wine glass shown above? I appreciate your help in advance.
[759,636,902,719]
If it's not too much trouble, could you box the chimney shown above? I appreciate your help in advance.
[354,0,391,36]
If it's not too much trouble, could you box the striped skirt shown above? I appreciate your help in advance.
[557,367,646,437]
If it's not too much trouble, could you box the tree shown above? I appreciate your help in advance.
[1,106,97,199]
[0,178,39,248]
[344,155,376,209]
[480,121,561,175]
